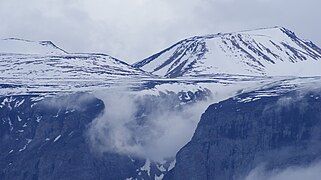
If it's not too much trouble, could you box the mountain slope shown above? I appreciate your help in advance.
[134,27,321,78]
[0,53,149,80]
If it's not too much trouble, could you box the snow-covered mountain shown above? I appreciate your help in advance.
[134,27,321,78]
[0,38,151,95]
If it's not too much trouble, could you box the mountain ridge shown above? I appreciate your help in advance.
[0,38,153,95]
[0,38,68,55]
[133,27,321,78]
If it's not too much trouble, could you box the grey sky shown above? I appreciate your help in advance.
[0,0,320,63]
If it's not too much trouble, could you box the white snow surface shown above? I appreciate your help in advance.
[0,53,148,80]
[54,135,61,142]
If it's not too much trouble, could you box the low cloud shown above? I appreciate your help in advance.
[244,161,321,180]
[87,88,211,162]
[40,93,97,112]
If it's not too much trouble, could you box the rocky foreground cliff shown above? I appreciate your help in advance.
[167,88,321,180]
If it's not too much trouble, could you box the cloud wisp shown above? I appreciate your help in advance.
[244,161,321,180]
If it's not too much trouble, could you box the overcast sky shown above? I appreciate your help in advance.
[0,0,320,63]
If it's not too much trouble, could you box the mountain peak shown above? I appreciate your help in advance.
[0,38,67,55]
[199,26,293,40]
[134,27,321,78]
[3,37,33,42]
[237,26,287,32]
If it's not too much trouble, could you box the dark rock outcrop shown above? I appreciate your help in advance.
[167,91,321,180]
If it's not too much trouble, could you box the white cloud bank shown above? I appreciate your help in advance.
[87,89,210,162]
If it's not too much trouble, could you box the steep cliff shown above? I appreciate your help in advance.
[168,89,321,179]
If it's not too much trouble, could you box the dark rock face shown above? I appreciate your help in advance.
[0,93,143,180]
[167,91,321,180]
